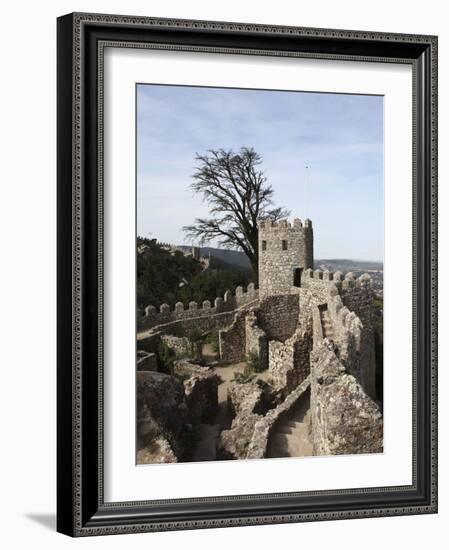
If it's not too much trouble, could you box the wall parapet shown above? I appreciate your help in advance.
[302,269,372,290]
[138,283,258,331]
[311,295,363,352]
[268,324,312,395]
[258,218,312,232]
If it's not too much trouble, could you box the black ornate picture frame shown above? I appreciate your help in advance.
[57,12,438,536]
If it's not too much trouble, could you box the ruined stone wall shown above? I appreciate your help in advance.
[173,360,219,425]
[137,371,188,460]
[138,283,258,332]
[218,381,269,460]
[218,310,247,364]
[138,310,241,353]
[160,334,191,357]
[246,377,311,459]
[245,311,268,368]
[268,325,312,395]
[258,218,313,297]
[257,294,300,342]
[339,275,377,398]
[310,342,383,456]
[303,270,377,399]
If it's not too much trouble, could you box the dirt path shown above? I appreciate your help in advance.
[201,343,218,365]
[214,363,247,429]
[188,362,274,462]
[188,362,246,461]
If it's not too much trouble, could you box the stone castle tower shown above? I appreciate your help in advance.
[258,218,313,296]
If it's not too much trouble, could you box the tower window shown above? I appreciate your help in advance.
[262,240,267,251]
[282,240,288,250]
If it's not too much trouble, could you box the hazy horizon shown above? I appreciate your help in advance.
[137,84,384,262]
[137,236,383,265]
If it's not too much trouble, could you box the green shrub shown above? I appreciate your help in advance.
[157,340,176,375]
[137,334,160,354]
[204,330,219,353]
[234,366,255,384]
[186,327,204,343]
[166,323,186,338]
[234,352,265,384]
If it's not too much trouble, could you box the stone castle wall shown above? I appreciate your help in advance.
[268,325,312,395]
[218,310,247,364]
[310,342,383,456]
[137,310,239,354]
[160,334,192,357]
[258,219,313,297]
[257,294,300,342]
[339,276,377,398]
[138,283,258,332]
[245,311,268,368]
[300,268,372,295]
[312,284,377,400]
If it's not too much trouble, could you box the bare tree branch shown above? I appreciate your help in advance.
[183,147,290,283]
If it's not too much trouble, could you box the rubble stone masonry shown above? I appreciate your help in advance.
[258,218,313,297]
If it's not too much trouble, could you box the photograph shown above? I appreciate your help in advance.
[135,84,385,465]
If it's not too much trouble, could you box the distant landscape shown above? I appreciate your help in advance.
[137,237,383,312]
[175,244,384,297]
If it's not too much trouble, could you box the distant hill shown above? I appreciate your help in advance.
[181,246,383,274]
[202,248,253,271]
[177,245,252,270]
[137,238,252,309]
[315,259,383,272]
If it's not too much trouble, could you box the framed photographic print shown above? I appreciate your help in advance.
[57,12,438,536]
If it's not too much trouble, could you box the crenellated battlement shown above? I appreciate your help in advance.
[258,217,312,233]
[139,283,258,331]
[302,268,372,290]
[327,294,363,336]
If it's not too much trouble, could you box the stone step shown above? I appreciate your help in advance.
[267,398,313,459]
[277,423,307,434]
[277,426,295,435]
[270,433,313,457]
[273,432,305,446]
[285,420,305,430]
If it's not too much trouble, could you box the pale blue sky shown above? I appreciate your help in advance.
[137,84,383,261]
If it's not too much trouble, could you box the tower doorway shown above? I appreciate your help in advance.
[293,267,303,287]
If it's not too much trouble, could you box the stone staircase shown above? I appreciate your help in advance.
[320,308,334,341]
[267,393,313,458]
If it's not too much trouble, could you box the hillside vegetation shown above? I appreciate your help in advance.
[137,237,252,310]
